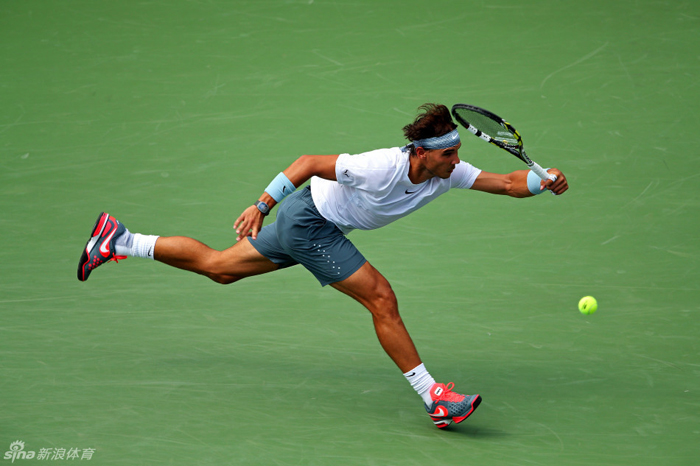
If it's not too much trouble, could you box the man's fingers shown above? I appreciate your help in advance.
[234,208,264,241]
[549,179,568,195]
[234,218,245,234]
[234,213,246,231]
[235,222,252,241]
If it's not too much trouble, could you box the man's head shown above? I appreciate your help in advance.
[403,104,462,180]
[402,104,459,156]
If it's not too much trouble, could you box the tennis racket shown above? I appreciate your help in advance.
[451,104,556,186]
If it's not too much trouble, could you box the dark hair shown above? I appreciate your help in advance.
[402,104,457,147]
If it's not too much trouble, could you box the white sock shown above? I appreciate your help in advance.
[404,363,436,406]
[115,229,158,260]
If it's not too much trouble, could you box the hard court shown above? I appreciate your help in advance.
[1,1,699,465]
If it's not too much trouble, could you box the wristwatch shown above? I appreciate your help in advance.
[254,200,270,216]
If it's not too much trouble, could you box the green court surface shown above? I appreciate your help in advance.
[2,1,699,464]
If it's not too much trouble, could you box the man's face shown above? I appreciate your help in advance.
[424,143,461,179]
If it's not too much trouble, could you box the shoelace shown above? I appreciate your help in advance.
[111,255,127,263]
[436,382,465,402]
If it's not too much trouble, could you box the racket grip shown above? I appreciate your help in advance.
[528,161,556,182]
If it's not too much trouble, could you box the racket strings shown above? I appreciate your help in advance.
[453,108,520,148]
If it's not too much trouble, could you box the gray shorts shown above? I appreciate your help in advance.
[249,186,366,286]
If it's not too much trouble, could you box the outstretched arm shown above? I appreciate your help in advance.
[471,168,568,198]
[234,155,339,241]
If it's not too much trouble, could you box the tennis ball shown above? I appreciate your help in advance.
[578,296,598,315]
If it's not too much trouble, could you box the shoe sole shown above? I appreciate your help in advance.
[77,212,109,282]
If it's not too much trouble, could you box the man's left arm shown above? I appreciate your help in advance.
[470,168,568,197]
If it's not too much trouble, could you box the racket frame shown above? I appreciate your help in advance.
[451,104,556,183]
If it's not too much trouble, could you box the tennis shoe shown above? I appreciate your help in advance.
[425,382,481,429]
[77,212,127,282]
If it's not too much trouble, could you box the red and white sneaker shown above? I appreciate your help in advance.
[425,382,482,429]
[77,212,127,282]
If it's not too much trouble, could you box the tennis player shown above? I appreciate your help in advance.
[78,104,568,429]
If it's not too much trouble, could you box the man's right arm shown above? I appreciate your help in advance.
[282,154,339,187]
[234,154,339,241]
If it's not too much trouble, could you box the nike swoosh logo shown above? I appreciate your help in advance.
[405,189,417,194]
[430,406,448,417]
[147,246,153,257]
[99,224,117,256]
[406,372,416,377]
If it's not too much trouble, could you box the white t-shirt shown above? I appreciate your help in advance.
[310,147,482,234]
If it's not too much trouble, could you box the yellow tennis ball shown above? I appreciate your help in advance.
[578,296,598,315]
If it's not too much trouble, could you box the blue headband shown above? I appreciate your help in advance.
[412,129,460,150]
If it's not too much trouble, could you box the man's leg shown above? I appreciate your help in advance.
[330,261,420,372]
[77,212,280,283]
[154,236,279,284]
[331,261,482,428]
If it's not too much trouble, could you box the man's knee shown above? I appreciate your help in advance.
[204,239,278,284]
[331,261,402,321]
[206,272,242,285]
[367,283,400,320]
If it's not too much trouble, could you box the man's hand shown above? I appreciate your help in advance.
[541,168,569,195]
[234,205,265,242]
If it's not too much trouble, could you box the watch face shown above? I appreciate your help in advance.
[256,201,269,214]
